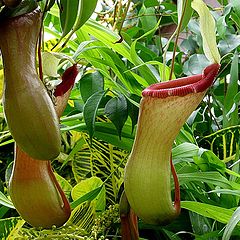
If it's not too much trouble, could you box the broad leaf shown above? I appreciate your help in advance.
[83,90,106,139]
[80,71,104,103]
[71,176,106,212]
[105,94,128,139]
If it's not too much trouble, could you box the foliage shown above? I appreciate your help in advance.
[0,0,240,239]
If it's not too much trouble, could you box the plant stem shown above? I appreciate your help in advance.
[169,0,189,80]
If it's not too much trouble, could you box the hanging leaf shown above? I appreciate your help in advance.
[127,94,140,133]
[73,0,98,31]
[191,0,221,63]
[80,71,104,103]
[60,0,79,38]
[105,94,128,139]
[83,90,106,139]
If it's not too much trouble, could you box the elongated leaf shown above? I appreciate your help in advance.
[60,0,79,38]
[0,206,9,219]
[182,201,235,224]
[82,20,158,84]
[70,186,103,209]
[191,0,221,63]
[105,94,128,139]
[73,0,98,31]
[208,189,240,197]
[61,138,86,168]
[83,90,106,139]
[178,0,193,31]
[0,192,14,209]
[61,122,134,151]
[222,206,240,240]
[223,53,239,127]
[172,143,199,160]
[177,172,232,189]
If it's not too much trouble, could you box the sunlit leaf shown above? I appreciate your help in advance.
[42,52,61,77]
[71,176,106,212]
[191,0,221,63]
[182,201,236,224]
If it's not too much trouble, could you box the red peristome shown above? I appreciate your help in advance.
[54,64,78,97]
[142,63,220,98]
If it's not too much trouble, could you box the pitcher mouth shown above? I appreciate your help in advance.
[142,63,220,98]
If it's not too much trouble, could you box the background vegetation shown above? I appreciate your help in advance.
[0,0,240,239]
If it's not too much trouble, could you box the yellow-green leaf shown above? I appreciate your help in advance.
[191,0,221,63]
[42,52,61,77]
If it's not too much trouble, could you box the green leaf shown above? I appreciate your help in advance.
[0,206,9,219]
[105,94,128,139]
[139,5,157,36]
[54,173,72,200]
[193,150,226,172]
[61,138,86,168]
[230,0,240,19]
[144,0,159,7]
[61,122,134,151]
[218,34,240,55]
[172,143,199,163]
[82,19,158,84]
[0,217,23,239]
[223,53,239,127]
[80,71,104,103]
[83,90,106,139]
[73,0,98,31]
[0,191,14,209]
[222,206,240,240]
[191,0,221,63]
[60,0,79,38]
[181,201,235,224]
[183,54,210,75]
[177,172,232,189]
[177,0,193,31]
[71,177,105,211]
[70,186,103,209]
